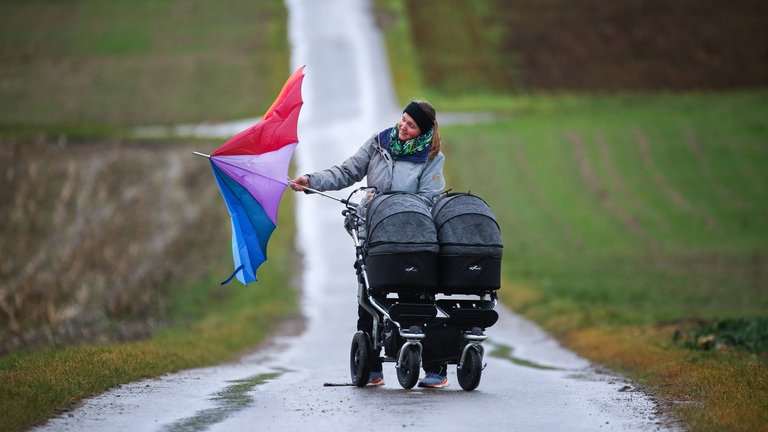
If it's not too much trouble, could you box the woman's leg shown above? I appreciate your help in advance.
[357,304,382,372]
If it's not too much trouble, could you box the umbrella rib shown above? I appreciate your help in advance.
[213,156,290,186]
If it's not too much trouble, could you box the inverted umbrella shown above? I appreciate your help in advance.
[195,66,305,285]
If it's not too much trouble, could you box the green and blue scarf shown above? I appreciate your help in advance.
[388,124,434,159]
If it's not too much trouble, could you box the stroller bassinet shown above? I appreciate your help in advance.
[364,192,439,292]
[432,193,503,294]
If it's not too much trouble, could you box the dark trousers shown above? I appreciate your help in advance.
[357,300,447,376]
[357,304,383,372]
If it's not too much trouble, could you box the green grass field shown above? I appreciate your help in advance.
[0,0,289,129]
[440,92,768,327]
[438,91,768,430]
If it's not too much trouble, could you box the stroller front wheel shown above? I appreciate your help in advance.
[350,331,373,387]
[457,346,483,391]
[396,344,421,389]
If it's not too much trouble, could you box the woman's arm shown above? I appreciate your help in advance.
[299,135,377,192]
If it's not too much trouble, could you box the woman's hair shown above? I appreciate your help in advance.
[414,99,441,159]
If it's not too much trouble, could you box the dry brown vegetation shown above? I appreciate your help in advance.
[564,324,767,431]
[0,138,228,354]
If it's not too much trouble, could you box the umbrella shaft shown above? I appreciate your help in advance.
[292,183,347,204]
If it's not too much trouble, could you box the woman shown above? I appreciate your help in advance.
[290,100,449,388]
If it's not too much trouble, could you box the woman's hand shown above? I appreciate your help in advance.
[290,175,309,191]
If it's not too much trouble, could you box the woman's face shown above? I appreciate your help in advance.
[398,112,421,141]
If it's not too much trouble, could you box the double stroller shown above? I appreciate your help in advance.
[341,188,503,391]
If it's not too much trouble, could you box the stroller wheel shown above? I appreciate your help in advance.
[457,346,483,391]
[350,331,373,387]
[396,345,420,389]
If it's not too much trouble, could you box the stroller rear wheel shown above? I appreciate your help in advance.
[457,346,483,391]
[350,331,373,387]
[396,344,421,389]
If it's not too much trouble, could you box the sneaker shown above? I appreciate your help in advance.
[366,371,385,386]
[418,372,449,388]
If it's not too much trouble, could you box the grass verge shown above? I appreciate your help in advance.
[0,192,299,432]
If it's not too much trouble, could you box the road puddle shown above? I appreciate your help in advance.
[486,340,564,371]
[161,370,283,432]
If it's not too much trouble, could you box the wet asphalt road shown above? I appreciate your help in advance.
[34,1,674,431]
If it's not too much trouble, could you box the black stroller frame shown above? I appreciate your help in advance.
[336,187,502,391]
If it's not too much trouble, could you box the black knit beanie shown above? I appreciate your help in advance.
[403,101,434,133]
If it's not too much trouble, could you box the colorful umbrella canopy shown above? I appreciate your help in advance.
[203,66,305,285]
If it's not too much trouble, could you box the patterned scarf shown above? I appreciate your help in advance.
[388,124,434,158]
